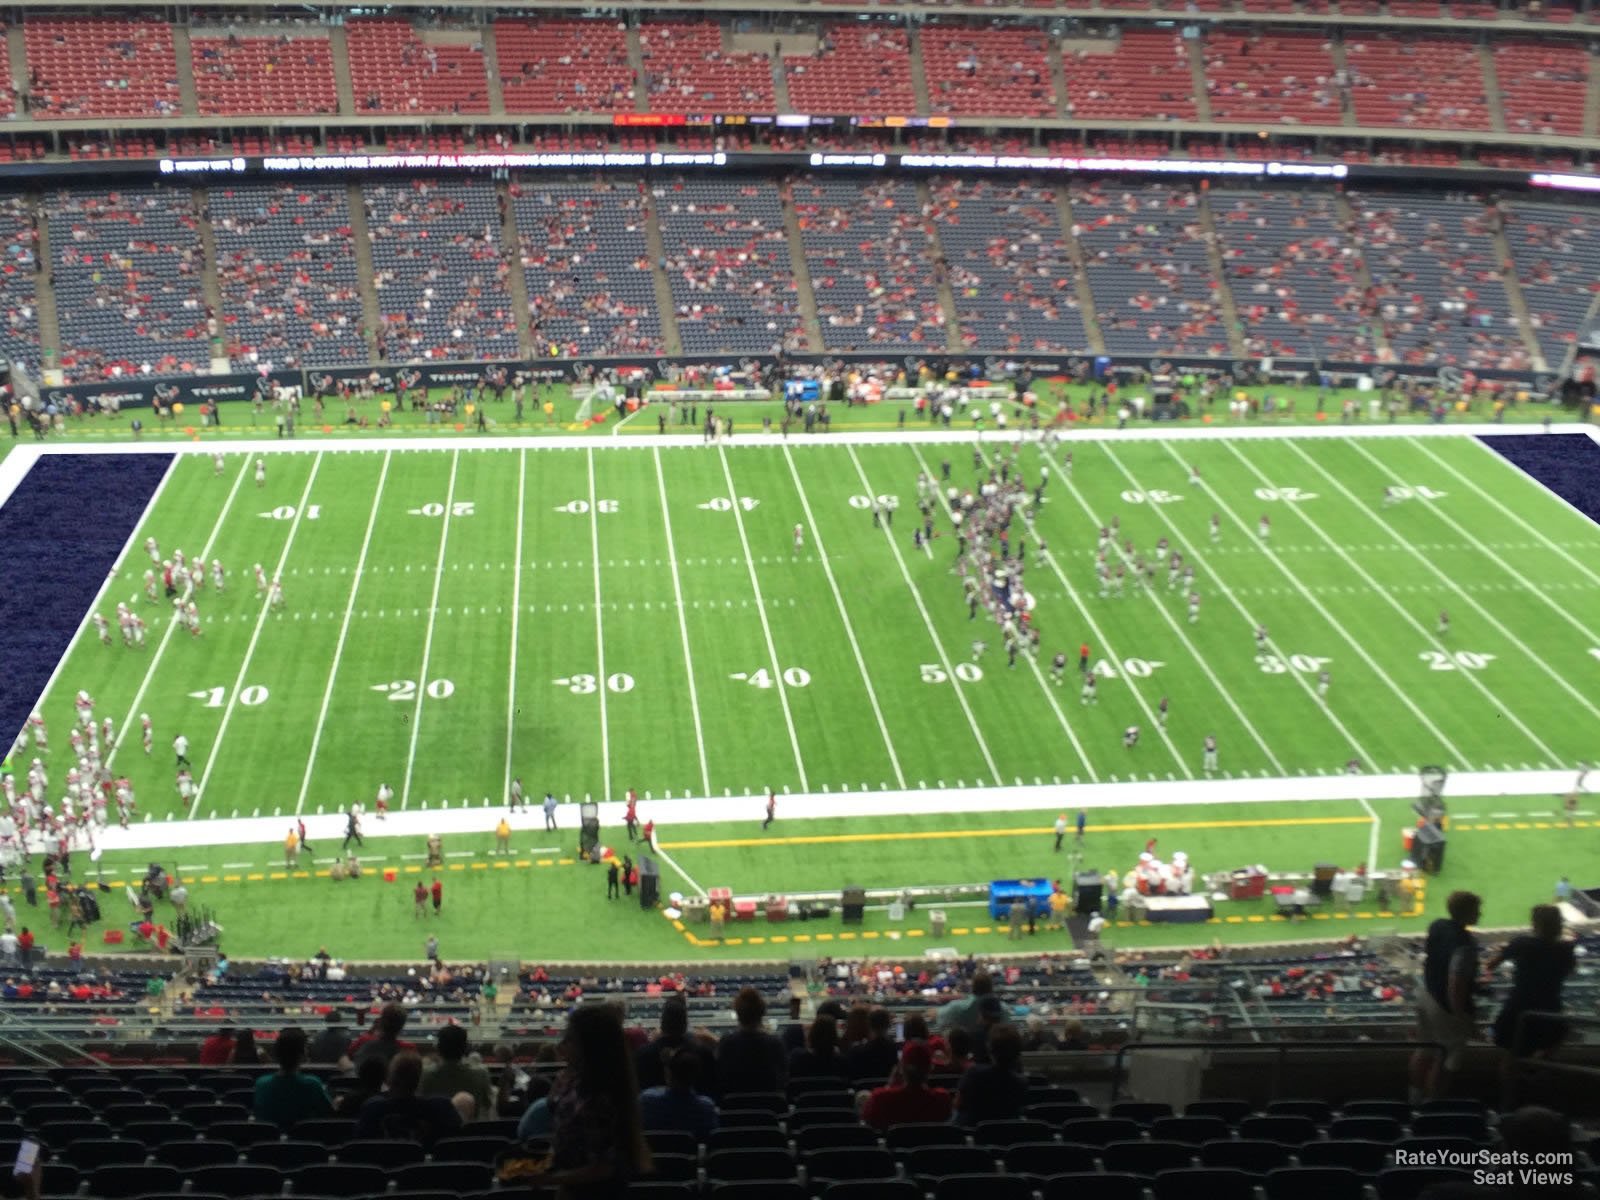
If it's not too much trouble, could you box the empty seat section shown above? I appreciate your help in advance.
[191,30,339,116]
[640,22,774,112]
[25,16,181,118]
[495,19,634,114]
[922,25,1056,116]
[785,24,917,114]
[1493,40,1588,135]
[47,186,208,381]
[792,177,944,350]
[511,177,663,356]
[654,177,803,354]
[930,177,1088,353]
[211,183,366,369]
[364,178,520,362]
[1211,190,1378,361]
[1064,30,1195,121]
[1072,183,1226,357]
[347,19,489,116]
[1204,30,1341,124]
[1345,35,1491,130]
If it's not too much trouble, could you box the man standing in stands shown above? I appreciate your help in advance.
[1410,890,1483,1102]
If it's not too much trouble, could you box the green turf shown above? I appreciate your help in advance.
[12,428,1600,962]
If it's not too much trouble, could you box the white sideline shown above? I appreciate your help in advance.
[85,766,1588,856]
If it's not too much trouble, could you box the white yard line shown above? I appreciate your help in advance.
[1295,439,1600,729]
[782,445,907,790]
[586,447,613,802]
[189,454,325,817]
[18,453,179,747]
[1358,795,1381,874]
[108,456,252,770]
[716,445,809,792]
[1211,440,1559,764]
[294,450,393,815]
[503,448,527,809]
[649,835,708,899]
[1101,444,1379,770]
[943,441,1190,780]
[1422,439,1600,589]
[905,444,1097,782]
[399,450,461,810]
[654,449,712,799]
[845,444,1004,787]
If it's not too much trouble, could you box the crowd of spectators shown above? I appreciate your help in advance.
[638,22,775,113]
[0,196,41,376]
[1500,200,1600,366]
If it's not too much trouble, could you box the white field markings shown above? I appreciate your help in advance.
[901,444,1098,781]
[294,450,393,816]
[648,834,708,899]
[108,456,253,770]
[399,450,462,810]
[1100,444,1378,770]
[502,448,528,809]
[844,444,1005,786]
[189,454,326,816]
[959,441,1191,780]
[1208,440,1558,764]
[1295,440,1600,728]
[23,454,179,748]
[716,445,809,792]
[653,447,711,798]
[781,444,907,790]
[1042,450,1289,778]
[1409,438,1600,589]
[586,447,614,802]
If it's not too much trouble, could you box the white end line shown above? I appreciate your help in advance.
[653,447,711,798]
[587,447,612,802]
[190,453,325,817]
[1359,795,1381,871]
[717,445,808,792]
[399,449,461,809]
[294,450,393,815]
[503,448,527,807]
[650,836,708,899]
[782,444,907,790]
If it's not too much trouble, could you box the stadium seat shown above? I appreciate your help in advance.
[209,1122,281,1148]
[39,1164,79,1197]
[642,1130,699,1158]
[935,1174,1033,1200]
[181,1104,250,1128]
[720,1110,783,1130]
[1186,1101,1252,1125]
[1103,1140,1194,1176]
[1410,1113,1490,1141]
[1153,1116,1232,1145]
[1004,1143,1098,1177]
[1200,1139,1294,1172]
[1377,1166,1474,1200]
[802,1146,899,1186]
[1296,1140,1392,1175]
[152,1141,240,1169]
[707,1128,789,1155]
[65,1139,147,1169]
[1240,1115,1320,1145]
[247,1141,328,1169]
[1025,1103,1098,1125]
[795,1125,881,1153]
[725,1092,790,1113]
[41,1121,111,1145]
[290,1119,357,1147]
[1266,1166,1368,1200]
[1110,1101,1174,1125]
[788,1108,859,1131]
[1394,1137,1482,1162]
[973,1120,1054,1150]
[187,1164,286,1195]
[337,1140,425,1167]
[641,1154,698,1183]
[123,1123,195,1147]
[1267,1100,1334,1125]
[1329,1117,1405,1142]
[1154,1167,1258,1200]
[886,1123,967,1151]
[1061,1118,1143,1147]
[292,1163,389,1196]
[1339,1101,1413,1123]
[793,1091,854,1112]
[394,1162,493,1191]
[706,1149,796,1182]
[1040,1173,1146,1200]
[905,1144,998,1184]
[710,1184,806,1200]
[88,1165,183,1198]
[1417,1099,1487,1116]
[823,1183,920,1200]
[632,1186,697,1199]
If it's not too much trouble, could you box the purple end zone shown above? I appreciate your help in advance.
[0,453,174,747]
[1476,433,1600,527]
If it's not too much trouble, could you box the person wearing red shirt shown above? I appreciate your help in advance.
[624,791,639,841]
[861,1040,953,1131]
[16,928,33,968]
[199,1027,237,1065]
[642,819,655,846]
[345,1003,417,1068]
[430,878,443,916]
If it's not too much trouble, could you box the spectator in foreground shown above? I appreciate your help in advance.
[638,1048,719,1140]
[542,1004,651,1198]
[636,996,716,1095]
[335,1053,389,1116]
[421,1023,494,1120]
[845,1007,900,1082]
[254,1026,334,1129]
[788,1013,849,1082]
[953,1023,1027,1126]
[346,1002,416,1069]
[1488,904,1575,1060]
[198,1025,236,1065]
[1410,890,1482,1103]
[355,1050,462,1145]
[936,970,994,1034]
[716,986,787,1094]
[309,1011,348,1065]
[231,1028,262,1065]
[860,1040,953,1131]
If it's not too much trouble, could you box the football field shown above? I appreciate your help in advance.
[11,426,1600,960]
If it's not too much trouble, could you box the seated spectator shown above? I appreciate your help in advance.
[544,1003,652,1197]
[345,1001,416,1068]
[335,1053,389,1116]
[638,1048,719,1140]
[954,1024,1027,1126]
[860,1040,953,1131]
[936,969,993,1034]
[356,1050,462,1145]
[845,1006,900,1082]
[636,995,717,1095]
[199,1025,236,1065]
[420,1022,493,1120]
[789,1013,849,1082]
[232,1027,262,1065]
[716,986,787,1094]
[309,1010,348,1065]
[254,1025,334,1129]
